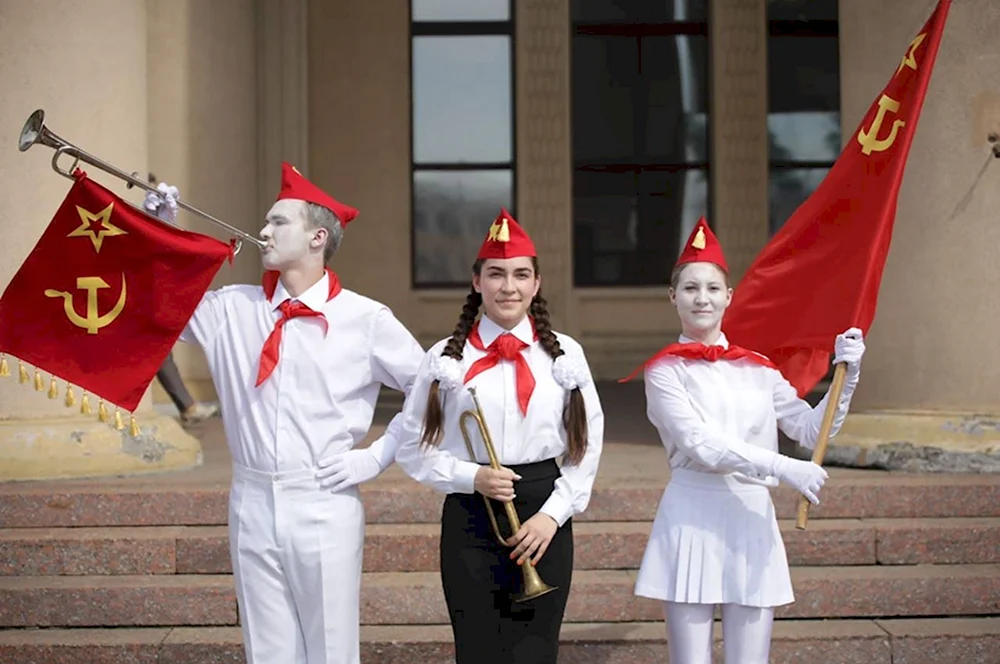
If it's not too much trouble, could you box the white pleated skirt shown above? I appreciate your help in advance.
[634,468,794,608]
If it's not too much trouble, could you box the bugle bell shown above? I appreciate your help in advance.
[459,386,558,603]
[18,108,265,255]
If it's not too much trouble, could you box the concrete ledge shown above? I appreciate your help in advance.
[823,411,1000,473]
[0,412,203,482]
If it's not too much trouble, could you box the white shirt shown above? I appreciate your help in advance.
[644,333,858,486]
[180,272,424,472]
[393,315,604,527]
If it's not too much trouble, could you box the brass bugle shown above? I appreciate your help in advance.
[18,108,265,255]
[459,386,558,603]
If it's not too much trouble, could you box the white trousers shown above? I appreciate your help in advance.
[663,601,774,664]
[229,463,365,664]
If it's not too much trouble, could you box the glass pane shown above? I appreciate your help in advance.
[769,167,829,235]
[768,0,837,22]
[572,168,708,285]
[413,36,511,164]
[768,111,841,162]
[414,169,513,286]
[768,35,839,114]
[572,35,708,165]
[572,0,708,23]
[412,0,509,22]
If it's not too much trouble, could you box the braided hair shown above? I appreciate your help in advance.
[421,258,589,465]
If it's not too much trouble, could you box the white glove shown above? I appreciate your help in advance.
[142,182,180,225]
[315,448,383,492]
[771,454,829,505]
[834,327,865,372]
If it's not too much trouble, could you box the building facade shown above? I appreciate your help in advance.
[1,0,998,478]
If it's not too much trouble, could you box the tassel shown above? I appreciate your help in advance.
[98,400,109,423]
[48,376,58,399]
[129,414,140,437]
[18,362,28,384]
[0,355,9,378]
[81,392,92,415]
[114,409,125,431]
[33,368,43,391]
[65,385,76,408]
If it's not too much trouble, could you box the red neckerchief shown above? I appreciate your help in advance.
[255,268,342,386]
[619,340,776,383]
[464,319,538,416]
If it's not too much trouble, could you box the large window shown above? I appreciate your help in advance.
[571,0,709,287]
[767,0,840,235]
[410,0,515,287]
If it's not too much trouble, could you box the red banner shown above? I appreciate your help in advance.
[723,0,952,396]
[0,170,233,412]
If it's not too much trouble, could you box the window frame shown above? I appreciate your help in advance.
[766,11,840,234]
[408,2,517,289]
[570,12,712,288]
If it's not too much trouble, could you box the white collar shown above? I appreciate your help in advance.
[270,272,330,312]
[679,331,729,349]
[477,314,535,348]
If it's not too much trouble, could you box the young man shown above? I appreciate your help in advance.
[149,164,423,663]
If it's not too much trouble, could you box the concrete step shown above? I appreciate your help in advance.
[3,518,998,576]
[2,473,998,527]
[0,618,998,663]
[1,565,997,628]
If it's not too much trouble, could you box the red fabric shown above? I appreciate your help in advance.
[261,267,342,301]
[722,0,952,397]
[275,162,358,226]
[476,208,537,260]
[255,268,341,386]
[255,301,327,387]
[675,216,728,272]
[0,170,233,412]
[619,341,776,383]
[465,321,536,415]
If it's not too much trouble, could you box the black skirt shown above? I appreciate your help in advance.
[439,458,574,664]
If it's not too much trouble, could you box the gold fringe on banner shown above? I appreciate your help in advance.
[81,392,92,415]
[33,368,43,391]
[64,385,76,408]
[0,355,9,378]
[47,376,58,399]
[18,362,28,384]
[98,400,109,423]
[113,409,125,431]
[129,414,140,437]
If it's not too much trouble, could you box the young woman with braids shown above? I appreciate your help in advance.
[393,209,605,664]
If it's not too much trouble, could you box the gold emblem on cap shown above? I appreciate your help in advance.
[691,227,706,250]
[488,218,510,242]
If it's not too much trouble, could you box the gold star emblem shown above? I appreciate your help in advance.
[67,202,127,253]
[488,219,510,242]
[691,227,706,249]
[897,33,926,75]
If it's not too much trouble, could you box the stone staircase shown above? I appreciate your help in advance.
[0,441,999,663]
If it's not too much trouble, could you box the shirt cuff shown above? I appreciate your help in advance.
[538,494,573,528]
[452,460,481,495]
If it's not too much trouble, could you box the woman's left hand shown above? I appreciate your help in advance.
[508,512,558,566]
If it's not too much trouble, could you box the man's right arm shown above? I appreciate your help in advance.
[178,289,227,349]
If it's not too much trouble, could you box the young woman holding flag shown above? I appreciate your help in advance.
[622,218,866,664]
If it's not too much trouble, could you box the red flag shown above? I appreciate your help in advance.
[722,0,952,396]
[0,170,233,413]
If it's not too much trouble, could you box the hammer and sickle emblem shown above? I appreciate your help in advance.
[44,274,128,335]
[857,94,906,156]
